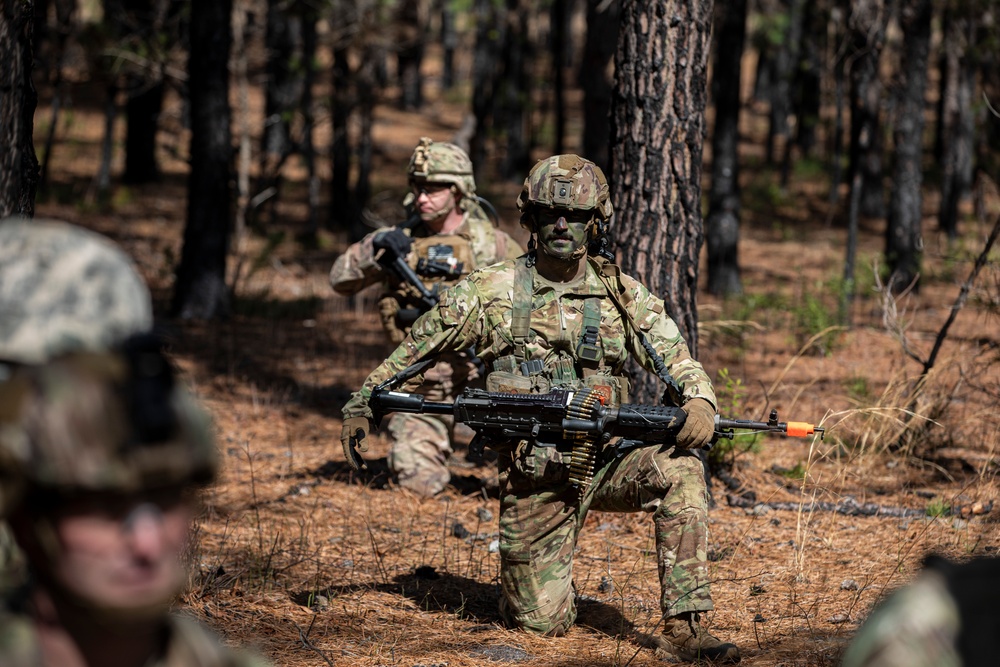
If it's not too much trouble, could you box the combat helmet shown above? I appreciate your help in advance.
[403,137,477,208]
[0,218,154,366]
[0,338,218,518]
[516,155,614,232]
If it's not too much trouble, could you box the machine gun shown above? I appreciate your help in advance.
[370,385,824,498]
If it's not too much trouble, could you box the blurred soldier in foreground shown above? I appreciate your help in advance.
[0,343,268,667]
[841,554,1000,667]
[340,155,740,662]
[0,217,153,370]
[0,217,155,590]
[330,138,522,496]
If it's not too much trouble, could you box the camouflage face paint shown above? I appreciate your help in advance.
[534,209,590,261]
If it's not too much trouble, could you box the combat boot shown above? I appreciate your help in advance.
[658,612,741,663]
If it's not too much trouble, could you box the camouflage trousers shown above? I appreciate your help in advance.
[497,442,712,636]
[386,352,480,496]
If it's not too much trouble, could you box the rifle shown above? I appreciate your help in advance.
[370,385,824,497]
[374,217,465,328]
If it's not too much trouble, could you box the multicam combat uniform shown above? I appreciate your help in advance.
[0,603,268,667]
[331,203,521,495]
[343,253,718,635]
[841,555,1000,667]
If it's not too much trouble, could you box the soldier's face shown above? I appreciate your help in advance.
[42,488,193,614]
[535,208,590,260]
[412,180,458,228]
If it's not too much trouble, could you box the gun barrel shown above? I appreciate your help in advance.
[714,415,824,439]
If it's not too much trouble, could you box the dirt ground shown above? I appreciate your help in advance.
[30,49,1000,667]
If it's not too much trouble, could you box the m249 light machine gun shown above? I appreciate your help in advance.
[370,384,824,498]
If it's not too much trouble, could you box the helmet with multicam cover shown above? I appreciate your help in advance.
[403,137,477,207]
[0,218,154,365]
[516,154,614,231]
[0,339,217,518]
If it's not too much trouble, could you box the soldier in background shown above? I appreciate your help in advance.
[340,155,740,662]
[0,343,269,666]
[330,137,522,496]
[841,554,1000,667]
[0,217,156,590]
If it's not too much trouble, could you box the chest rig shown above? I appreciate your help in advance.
[379,231,477,342]
[486,257,630,499]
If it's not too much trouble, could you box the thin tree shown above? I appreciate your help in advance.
[885,0,932,293]
[847,0,887,220]
[706,0,748,297]
[611,0,714,401]
[0,0,40,218]
[172,0,233,319]
[937,0,975,240]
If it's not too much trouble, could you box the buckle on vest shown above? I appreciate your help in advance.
[576,341,603,363]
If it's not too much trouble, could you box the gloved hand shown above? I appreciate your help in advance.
[675,398,716,449]
[372,228,413,260]
[341,416,372,471]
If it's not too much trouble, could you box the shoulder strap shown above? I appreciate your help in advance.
[511,257,533,363]
[588,256,683,402]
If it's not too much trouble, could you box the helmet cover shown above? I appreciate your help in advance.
[516,155,614,229]
[0,218,153,365]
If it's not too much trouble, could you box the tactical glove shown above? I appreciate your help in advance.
[675,398,716,450]
[341,416,372,471]
[372,228,413,260]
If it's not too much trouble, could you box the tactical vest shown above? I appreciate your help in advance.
[378,215,505,343]
[486,257,630,406]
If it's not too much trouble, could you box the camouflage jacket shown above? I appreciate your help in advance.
[840,570,961,667]
[0,602,269,667]
[343,254,716,422]
[329,204,521,298]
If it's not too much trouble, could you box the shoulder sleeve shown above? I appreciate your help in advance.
[342,276,487,419]
[620,274,716,408]
[329,231,386,295]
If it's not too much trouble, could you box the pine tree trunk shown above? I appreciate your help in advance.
[581,0,618,169]
[937,4,974,240]
[706,0,747,297]
[172,0,233,319]
[611,0,713,402]
[885,0,932,293]
[848,0,887,220]
[0,0,39,218]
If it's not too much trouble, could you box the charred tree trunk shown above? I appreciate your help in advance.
[937,3,974,240]
[172,0,233,319]
[581,0,618,169]
[706,0,747,297]
[498,0,531,180]
[470,0,502,168]
[791,0,822,160]
[123,79,163,183]
[766,0,804,166]
[395,0,425,110]
[0,0,40,217]
[329,43,352,230]
[551,0,567,155]
[848,0,887,220]
[885,0,931,293]
[611,0,714,402]
[259,0,307,227]
[440,0,457,90]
